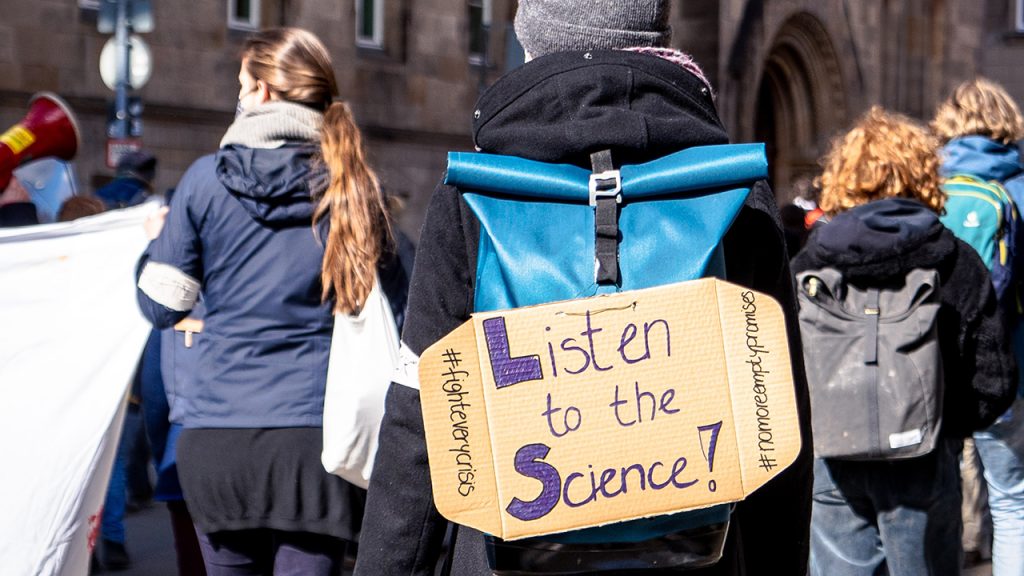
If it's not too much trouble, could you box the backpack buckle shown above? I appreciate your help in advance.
[589,170,622,206]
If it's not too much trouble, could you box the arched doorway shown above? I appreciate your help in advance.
[754,13,848,204]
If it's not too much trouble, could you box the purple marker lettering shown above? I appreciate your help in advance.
[506,443,560,521]
[582,310,613,372]
[483,317,543,389]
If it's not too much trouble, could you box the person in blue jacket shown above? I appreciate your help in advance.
[96,150,157,210]
[135,27,409,575]
[932,77,1024,576]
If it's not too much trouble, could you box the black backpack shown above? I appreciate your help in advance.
[796,267,943,460]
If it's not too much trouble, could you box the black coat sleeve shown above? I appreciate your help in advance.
[941,236,1017,436]
[0,202,39,227]
[701,181,813,576]
[355,182,476,576]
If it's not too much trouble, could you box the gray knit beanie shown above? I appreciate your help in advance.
[514,0,671,58]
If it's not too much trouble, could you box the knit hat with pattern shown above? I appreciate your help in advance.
[514,0,671,58]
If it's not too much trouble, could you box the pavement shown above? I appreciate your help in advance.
[92,503,993,575]
[90,503,176,576]
[90,502,357,575]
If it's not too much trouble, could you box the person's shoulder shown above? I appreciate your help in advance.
[424,180,467,221]
[937,229,992,306]
[158,154,222,226]
[180,153,218,181]
[175,154,222,198]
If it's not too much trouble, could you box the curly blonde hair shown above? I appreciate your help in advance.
[817,106,944,216]
[932,78,1024,145]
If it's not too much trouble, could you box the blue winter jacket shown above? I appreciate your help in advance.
[136,144,410,429]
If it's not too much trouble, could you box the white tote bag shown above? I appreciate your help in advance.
[321,278,400,489]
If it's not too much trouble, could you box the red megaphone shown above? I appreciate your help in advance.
[0,92,81,191]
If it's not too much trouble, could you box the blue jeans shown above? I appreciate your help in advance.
[100,445,127,543]
[101,402,147,543]
[975,399,1024,576]
[809,439,962,576]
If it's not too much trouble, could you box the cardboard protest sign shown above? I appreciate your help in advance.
[419,277,800,541]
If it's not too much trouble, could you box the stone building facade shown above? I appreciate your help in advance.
[679,0,1024,203]
[1,0,1022,233]
[0,0,519,235]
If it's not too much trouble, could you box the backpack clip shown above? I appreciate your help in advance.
[589,170,622,206]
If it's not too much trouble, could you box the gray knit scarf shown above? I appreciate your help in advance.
[219,101,324,149]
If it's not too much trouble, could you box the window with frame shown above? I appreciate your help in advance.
[228,0,260,31]
[468,0,492,64]
[356,0,384,48]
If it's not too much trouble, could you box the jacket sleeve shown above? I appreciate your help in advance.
[378,228,416,333]
[711,181,813,576]
[135,163,207,329]
[944,236,1017,435]
[0,202,39,227]
[355,182,475,576]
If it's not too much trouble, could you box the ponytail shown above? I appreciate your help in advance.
[314,102,392,314]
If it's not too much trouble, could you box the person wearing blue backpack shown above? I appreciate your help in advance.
[354,1,814,575]
[933,77,1024,576]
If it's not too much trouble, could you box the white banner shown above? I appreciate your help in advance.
[0,204,157,576]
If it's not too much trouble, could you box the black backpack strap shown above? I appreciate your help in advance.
[864,287,881,455]
[590,149,621,285]
[440,523,458,576]
[864,288,880,365]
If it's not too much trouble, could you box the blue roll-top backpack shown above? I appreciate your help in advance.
[442,143,768,574]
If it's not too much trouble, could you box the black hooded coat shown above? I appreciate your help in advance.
[792,198,1015,438]
[355,50,813,576]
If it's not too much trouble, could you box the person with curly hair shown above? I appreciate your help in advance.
[933,77,1024,576]
[792,106,1016,576]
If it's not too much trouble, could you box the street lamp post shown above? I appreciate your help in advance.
[98,0,153,167]
[113,0,131,140]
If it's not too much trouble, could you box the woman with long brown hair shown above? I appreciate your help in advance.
[136,27,410,575]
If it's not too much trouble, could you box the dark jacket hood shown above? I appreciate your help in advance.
[795,198,955,282]
[215,144,328,225]
[941,136,1024,183]
[472,50,728,167]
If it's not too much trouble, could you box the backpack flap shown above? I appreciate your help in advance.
[447,144,765,312]
[797,268,943,460]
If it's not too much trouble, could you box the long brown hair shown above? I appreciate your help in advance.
[241,28,391,314]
